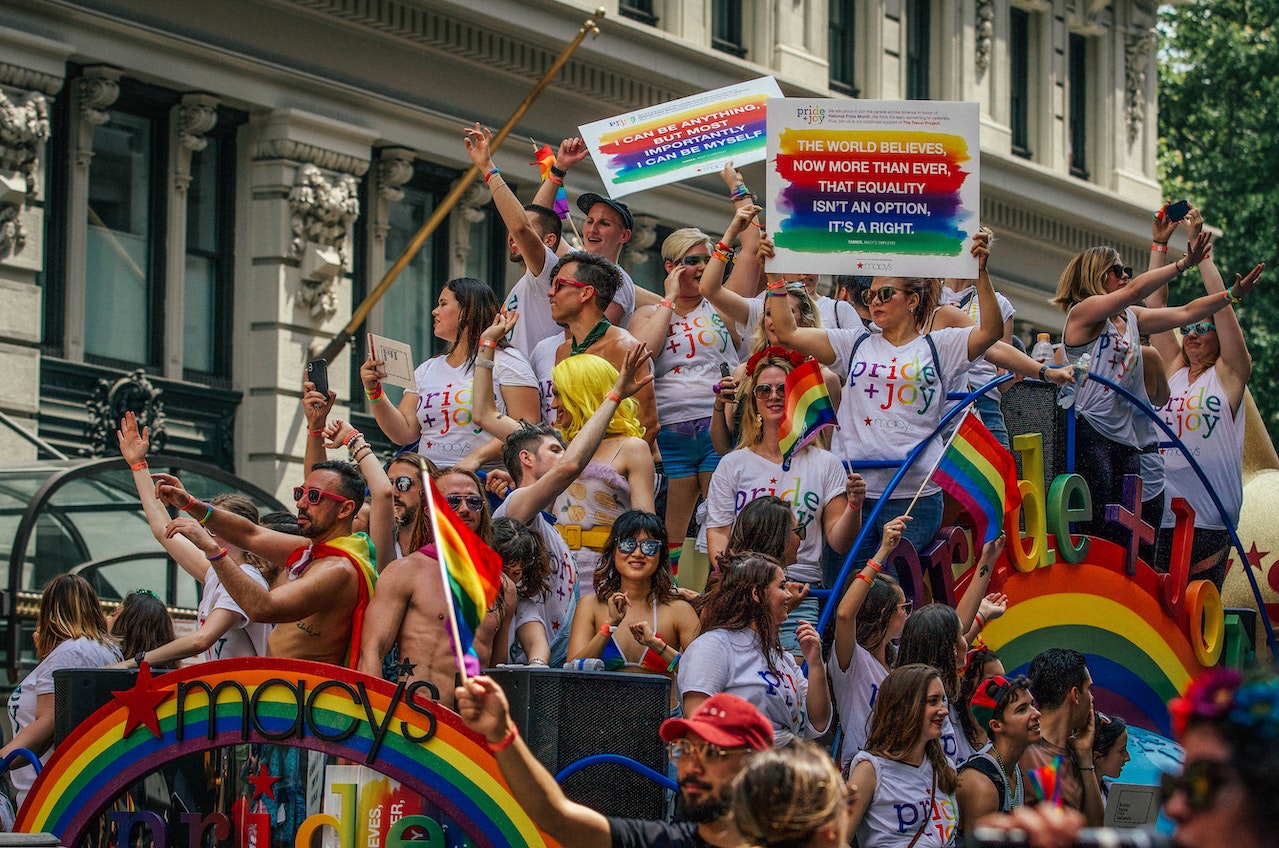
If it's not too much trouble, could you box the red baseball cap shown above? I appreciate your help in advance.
[659,693,773,752]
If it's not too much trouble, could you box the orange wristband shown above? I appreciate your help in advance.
[488,723,519,753]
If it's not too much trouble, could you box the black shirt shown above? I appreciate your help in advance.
[609,818,709,848]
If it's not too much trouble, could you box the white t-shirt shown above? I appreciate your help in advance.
[200,565,273,661]
[678,627,825,746]
[1159,365,1245,529]
[495,502,577,667]
[828,327,974,498]
[529,334,563,425]
[1064,306,1143,447]
[502,245,562,359]
[850,750,958,848]
[705,446,847,584]
[7,636,121,807]
[828,641,889,767]
[652,299,738,425]
[412,349,538,466]
[940,285,1016,401]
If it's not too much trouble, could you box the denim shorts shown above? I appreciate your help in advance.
[656,420,721,479]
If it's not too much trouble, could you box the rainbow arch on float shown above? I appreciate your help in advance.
[982,545,1206,737]
[14,658,559,848]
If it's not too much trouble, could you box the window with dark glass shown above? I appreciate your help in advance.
[1069,33,1089,178]
[619,0,658,26]
[906,0,931,100]
[712,0,747,58]
[829,0,858,95]
[1010,8,1032,157]
[184,121,238,381]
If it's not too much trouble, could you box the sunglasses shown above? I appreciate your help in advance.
[861,285,899,306]
[667,739,752,763]
[681,253,712,267]
[898,599,914,615]
[1108,264,1134,279]
[293,486,353,505]
[446,494,485,512]
[792,514,813,541]
[391,475,418,493]
[1159,760,1234,813]
[549,276,593,295]
[1180,322,1216,336]
[618,537,662,556]
[754,382,787,399]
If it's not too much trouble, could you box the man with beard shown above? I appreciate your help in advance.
[153,461,377,667]
[385,453,434,559]
[956,675,1042,833]
[455,674,771,847]
[1019,649,1103,825]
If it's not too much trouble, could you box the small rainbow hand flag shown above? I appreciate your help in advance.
[531,143,570,220]
[427,478,504,655]
[779,358,838,470]
[931,412,1022,546]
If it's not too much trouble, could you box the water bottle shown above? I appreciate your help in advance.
[1031,333,1053,365]
[1057,352,1091,409]
[564,658,605,671]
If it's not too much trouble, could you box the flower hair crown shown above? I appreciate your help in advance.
[1168,666,1279,739]
[746,346,806,378]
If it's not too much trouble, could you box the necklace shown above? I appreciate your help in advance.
[991,746,1022,810]
[571,318,611,356]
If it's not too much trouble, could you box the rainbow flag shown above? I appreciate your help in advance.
[427,478,503,654]
[931,412,1021,546]
[779,358,838,470]
[530,143,570,219]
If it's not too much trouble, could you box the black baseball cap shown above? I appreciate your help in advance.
[577,193,634,231]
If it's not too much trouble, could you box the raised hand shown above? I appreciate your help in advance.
[614,344,654,400]
[463,122,494,170]
[555,137,589,170]
[482,309,519,345]
[117,411,149,466]
[606,592,630,626]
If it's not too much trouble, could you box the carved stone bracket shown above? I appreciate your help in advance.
[623,216,660,267]
[975,0,995,73]
[1124,29,1156,146]
[371,146,416,245]
[85,369,167,457]
[173,92,219,195]
[450,181,491,274]
[0,87,49,257]
[74,66,121,172]
[289,163,360,318]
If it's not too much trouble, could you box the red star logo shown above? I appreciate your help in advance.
[248,763,280,802]
[552,619,561,630]
[113,662,168,739]
[864,417,872,426]
[769,478,778,485]
[857,263,864,269]
[1245,542,1270,571]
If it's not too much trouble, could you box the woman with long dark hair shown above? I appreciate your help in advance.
[361,276,540,470]
[678,553,830,746]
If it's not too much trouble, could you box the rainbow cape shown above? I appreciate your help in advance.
[531,143,570,219]
[285,532,377,668]
[931,411,1021,546]
[426,479,504,655]
[779,358,838,470]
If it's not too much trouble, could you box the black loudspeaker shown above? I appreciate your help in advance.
[54,668,149,746]
[488,668,671,820]
[1001,380,1067,485]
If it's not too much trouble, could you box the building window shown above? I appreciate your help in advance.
[712,0,747,58]
[906,0,931,100]
[829,0,858,95]
[1010,8,1032,158]
[184,126,237,381]
[619,0,658,26]
[1069,33,1089,178]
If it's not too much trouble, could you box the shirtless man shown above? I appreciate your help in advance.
[357,467,514,707]
[154,461,377,666]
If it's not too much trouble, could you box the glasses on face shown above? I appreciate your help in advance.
[446,494,485,512]
[1108,264,1134,280]
[293,486,353,506]
[681,253,712,267]
[861,285,898,306]
[898,599,914,616]
[753,382,787,400]
[1180,322,1216,336]
[549,276,593,296]
[617,537,663,556]
[1159,760,1234,813]
[792,514,813,541]
[392,476,418,493]
[667,738,751,764]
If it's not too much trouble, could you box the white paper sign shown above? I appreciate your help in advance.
[368,333,415,390]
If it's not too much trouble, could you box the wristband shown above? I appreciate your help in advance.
[715,241,731,253]
[549,165,567,180]
[479,339,499,349]
[199,502,215,525]
[866,559,884,572]
[658,299,675,310]
[364,384,384,402]
[711,249,731,264]
[1175,258,1185,275]
[487,723,519,753]
[1039,363,1050,381]
[855,573,875,586]
[207,547,228,562]
[307,428,324,437]
[342,429,362,448]
[606,391,622,404]
[600,622,617,636]
[130,461,149,472]
[1226,286,1243,303]
[475,358,495,370]
[483,167,500,184]
[546,172,563,186]
[1077,765,1096,771]
[974,612,987,630]
[666,652,683,673]
[135,651,146,667]
[183,493,198,512]
[848,501,862,511]
[1151,242,1168,253]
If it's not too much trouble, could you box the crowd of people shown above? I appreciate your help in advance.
[0,126,1269,847]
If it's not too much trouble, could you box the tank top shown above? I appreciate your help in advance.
[1159,364,1245,529]
[1063,305,1143,446]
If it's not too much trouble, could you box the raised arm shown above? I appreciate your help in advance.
[154,473,302,566]
[301,376,336,474]
[1132,264,1261,336]
[762,238,838,363]
[361,354,423,446]
[472,311,526,442]
[720,163,765,299]
[698,204,761,329]
[465,123,554,276]
[832,517,905,669]
[325,419,394,570]
[955,534,1004,633]
[965,230,1003,362]
[532,138,588,234]
[110,607,244,669]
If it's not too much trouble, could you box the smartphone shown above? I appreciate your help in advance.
[306,358,329,397]
[1164,199,1191,222]
[720,363,732,379]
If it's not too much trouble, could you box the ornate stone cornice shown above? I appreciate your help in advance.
[289,163,360,318]
[253,138,370,177]
[0,61,63,97]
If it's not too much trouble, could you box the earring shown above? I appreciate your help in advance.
[755,413,763,425]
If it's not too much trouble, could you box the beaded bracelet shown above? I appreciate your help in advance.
[475,358,495,370]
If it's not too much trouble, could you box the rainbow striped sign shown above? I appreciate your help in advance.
[580,76,783,198]
[765,98,980,276]
[14,659,559,848]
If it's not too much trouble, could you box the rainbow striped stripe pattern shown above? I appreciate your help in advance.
[779,358,837,470]
[932,411,1021,546]
[429,479,503,654]
[531,143,570,219]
